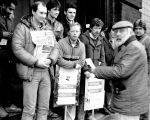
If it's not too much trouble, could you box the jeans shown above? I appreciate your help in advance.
[21,68,51,120]
[103,113,140,120]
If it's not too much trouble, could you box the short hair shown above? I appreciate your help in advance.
[46,0,61,10]
[69,22,81,31]
[90,18,104,28]
[65,2,77,11]
[133,19,146,31]
[1,0,17,6]
[31,1,46,12]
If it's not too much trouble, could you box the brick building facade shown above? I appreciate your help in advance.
[140,0,150,35]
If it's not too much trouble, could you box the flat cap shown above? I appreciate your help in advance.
[112,21,133,30]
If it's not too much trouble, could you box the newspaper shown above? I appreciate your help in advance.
[84,75,105,110]
[85,58,96,70]
[30,30,55,59]
[54,66,80,106]
[0,39,8,45]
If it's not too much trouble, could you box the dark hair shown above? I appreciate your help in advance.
[90,18,104,28]
[65,2,77,11]
[133,19,146,31]
[1,0,17,6]
[103,25,113,40]
[31,1,46,12]
[46,0,61,10]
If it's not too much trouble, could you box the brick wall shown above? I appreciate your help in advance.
[140,0,150,35]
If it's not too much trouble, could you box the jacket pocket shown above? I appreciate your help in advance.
[16,63,33,81]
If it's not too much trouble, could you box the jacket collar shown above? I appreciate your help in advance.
[118,35,136,51]
[21,15,51,30]
[84,30,103,47]
[66,37,80,48]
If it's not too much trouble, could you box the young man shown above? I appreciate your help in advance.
[62,2,77,37]
[46,0,63,41]
[133,19,150,120]
[86,21,149,120]
[0,0,21,117]
[76,18,105,120]
[12,1,59,120]
[57,22,85,120]
[46,0,63,118]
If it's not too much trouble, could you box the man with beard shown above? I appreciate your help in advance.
[133,19,150,120]
[76,18,105,120]
[85,21,149,120]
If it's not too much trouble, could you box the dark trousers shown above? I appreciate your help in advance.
[0,58,12,107]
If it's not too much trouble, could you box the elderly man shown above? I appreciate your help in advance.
[86,21,149,120]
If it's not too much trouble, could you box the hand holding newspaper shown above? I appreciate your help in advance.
[85,58,96,72]
[84,58,96,78]
[30,30,55,68]
[36,58,51,68]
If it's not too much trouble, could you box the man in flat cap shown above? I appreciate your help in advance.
[85,20,149,120]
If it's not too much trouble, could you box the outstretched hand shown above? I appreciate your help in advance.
[84,71,95,79]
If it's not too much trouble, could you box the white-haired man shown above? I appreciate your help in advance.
[85,21,149,120]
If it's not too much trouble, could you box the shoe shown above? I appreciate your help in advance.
[48,110,59,118]
[5,104,22,113]
[0,107,8,117]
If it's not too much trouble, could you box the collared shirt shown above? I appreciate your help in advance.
[68,38,79,48]
[66,17,75,25]
[89,32,98,40]
[89,33,98,46]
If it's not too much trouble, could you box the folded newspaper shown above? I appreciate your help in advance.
[85,58,96,70]
[30,30,55,59]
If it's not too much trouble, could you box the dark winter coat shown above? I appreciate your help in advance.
[94,35,149,115]
[80,30,105,67]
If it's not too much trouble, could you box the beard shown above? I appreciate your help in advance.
[113,31,131,48]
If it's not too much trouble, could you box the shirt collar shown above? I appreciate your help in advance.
[89,33,98,40]
[68,37,80,48]
[118,35,136,51]
[66,17,74,25]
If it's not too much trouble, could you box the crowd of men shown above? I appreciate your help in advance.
[0,0,150,120]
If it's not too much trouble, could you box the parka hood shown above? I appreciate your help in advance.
[20,15,33,29]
